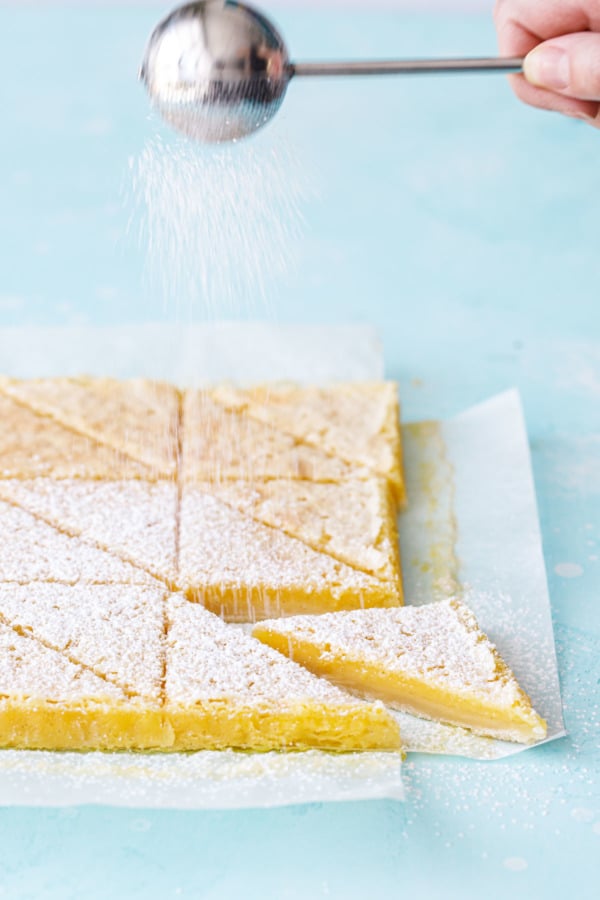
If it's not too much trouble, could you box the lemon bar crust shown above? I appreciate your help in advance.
[165,701,400,752]
[0,700,173,751]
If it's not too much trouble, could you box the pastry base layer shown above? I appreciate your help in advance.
[0,700,172,751]
[0,700,401,752]
[165,701,401,752]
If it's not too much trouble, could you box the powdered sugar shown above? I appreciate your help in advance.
[0,497,151,584]
[179,486,383,596]
[211,382,403,497]
[165,594,378,707]
[0,389,149,480]
[0,480,178,585]
[0,583,166,701]
[128,136,308,319]
[257,598,530,708]
[203,477,401,585]
[182,390,359,483]
[0,377,179,477]
[0,621,126,701]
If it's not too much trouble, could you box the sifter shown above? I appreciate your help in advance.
[140,0,523,143]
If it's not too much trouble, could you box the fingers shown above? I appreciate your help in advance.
[508,73,600,124]
[494,0,599,47]
[524,32,600,100]
[493,3,600,126]
[495,19,540,59]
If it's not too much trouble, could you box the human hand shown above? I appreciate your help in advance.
[494,0,600,126]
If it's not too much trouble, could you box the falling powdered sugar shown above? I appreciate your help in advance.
[127,134,310,319]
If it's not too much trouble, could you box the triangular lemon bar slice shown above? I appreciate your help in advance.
[211,382,406,505]
[0,391,150,479]
[0,621,171,750]
[0,583,166,701]
[182,390,362,484]
[253,598,547,744]
[203,477,402,588]
[0,498,152,584]
[0,376,179,477]
[164,594,400,752]
[179,487,401,621]
[0,479,177,586]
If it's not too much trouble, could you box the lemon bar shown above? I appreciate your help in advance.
[179,487,401,621]
[0,377,179,477]
[164,593,401,752]
[182,390,363,484]
[0,479,177,586]
[203,477,402,589]
[0,583,167,700]
[0,497,152,584]
[0,621,171,750]
[253,598,547,744]
[0,391,149,480]
[211,382,406,505]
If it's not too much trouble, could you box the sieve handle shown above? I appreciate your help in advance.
[289,57,524,77]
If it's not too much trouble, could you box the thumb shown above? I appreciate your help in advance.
[524,33,600,101]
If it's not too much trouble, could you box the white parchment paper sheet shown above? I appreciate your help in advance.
[398,391,565,759]
[0,322,383,384]
[0,324,564,806]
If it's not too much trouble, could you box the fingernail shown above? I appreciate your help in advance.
[524,46,570,90]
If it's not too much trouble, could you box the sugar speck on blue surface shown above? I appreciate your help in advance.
[554,562,584,578]
[503,857,528,872]
[571,807,594,823]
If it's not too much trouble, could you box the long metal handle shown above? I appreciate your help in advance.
[289,57,523,77]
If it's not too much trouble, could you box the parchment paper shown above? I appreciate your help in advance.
[397,391,565,759]
[0,324,564,807]
[0,323,383,384]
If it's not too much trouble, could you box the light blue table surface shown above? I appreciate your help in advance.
[1,5,599,898]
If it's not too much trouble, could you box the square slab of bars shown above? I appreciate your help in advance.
[0,377,405,752]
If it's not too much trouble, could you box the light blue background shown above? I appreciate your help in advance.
[0,6,599,898]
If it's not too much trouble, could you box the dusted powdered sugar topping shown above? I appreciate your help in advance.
[203,477,401,585]
[0,621,126,701]
[179,487,382,592]
[211,382,401,481]
[0,377,179,476]
[258,599,526,707]
[0,583,166,701]
[165,594,370,707]
[0,480,177,584]
[182,391,363,483]
[0,498,152,584]
[0,391,150,480]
